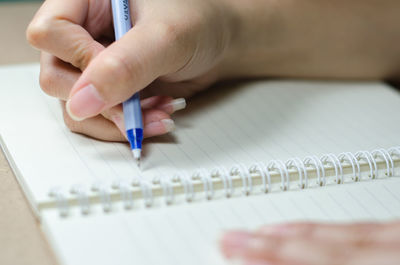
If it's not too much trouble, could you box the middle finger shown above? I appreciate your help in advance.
[40,52,80,100]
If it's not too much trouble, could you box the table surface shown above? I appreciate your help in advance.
[0,2,58,265]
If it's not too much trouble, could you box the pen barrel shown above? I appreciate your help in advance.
[123,93,143,130]
[111,0,132,40]
[111,0,143,146]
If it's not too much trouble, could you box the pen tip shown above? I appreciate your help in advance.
[132,149,141,168]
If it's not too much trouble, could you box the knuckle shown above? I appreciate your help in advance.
[159,22,180,42]
[153,21,182,46]
[104,53,132,76]
[101,55,125,76]
[99,54,134,93]
[26,17,51,48]
[70,41,101,70]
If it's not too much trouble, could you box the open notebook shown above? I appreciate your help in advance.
[1,64,400,265]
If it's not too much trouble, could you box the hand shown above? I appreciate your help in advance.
[220,222,400,265]
[26,0,237,141]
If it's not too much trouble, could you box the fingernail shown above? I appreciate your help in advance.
[161,119,175,132]
[66,84,105,121]
[161,98,186,112]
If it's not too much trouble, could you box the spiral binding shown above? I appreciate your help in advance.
[49,187,69,217]
[112,180,134,210]
[212,167,234,197]
[48,146,400,216]
[231,164,252,195]
[71,185,90,214]
[174,171,195,201]
[194,168,214,200]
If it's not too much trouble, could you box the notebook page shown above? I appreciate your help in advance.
[41,177,400,265]
[1,64,400,206]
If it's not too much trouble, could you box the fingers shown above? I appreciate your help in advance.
[28,0,196,122]
[39,53,187,114]
[259,222,380,245]
[26,0,107,70]
[102,105,176,138]
[143,117,175,138]
[259,222,400,245]
[346,247,400,265]
[100,97,185,137]
[220,222,400,265]
[66,22,194,120]
[39,55,186,137]
[62,100,182,141]
[61,102,125,142]
[220,230,334,265]
[40,52,80,100]
[141,96,186,114]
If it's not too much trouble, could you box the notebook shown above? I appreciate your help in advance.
[1,63,400,265]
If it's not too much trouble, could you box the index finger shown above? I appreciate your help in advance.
[26,0,107,70]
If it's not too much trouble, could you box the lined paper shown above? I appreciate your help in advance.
[1,64,400,205]
[2,64,400,265]
[42,178,400,265]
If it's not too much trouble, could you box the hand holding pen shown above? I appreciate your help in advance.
[26,0,229,146]
[27,0,400,154]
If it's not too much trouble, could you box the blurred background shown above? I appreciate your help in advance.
[0,0,41,65]
[0,2,58,265]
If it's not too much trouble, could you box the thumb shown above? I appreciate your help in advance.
[66,23,192,121]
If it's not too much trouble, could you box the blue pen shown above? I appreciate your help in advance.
[111,0,143,166]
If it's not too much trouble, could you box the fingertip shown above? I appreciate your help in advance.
[143,119,175,138]
[160,97,186,113]
[26,16,49,48]
[66,99,85,121]
[161,119,175,132]
[67,84,106,120]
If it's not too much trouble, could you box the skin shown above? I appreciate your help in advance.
[26,0,400,263]
[220,222,400,265]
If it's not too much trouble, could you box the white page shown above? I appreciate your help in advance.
[1,64,400,207]
[42,177,400,265]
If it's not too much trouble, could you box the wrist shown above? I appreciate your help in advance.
[216,0,287,80]
[218,0,400,81]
